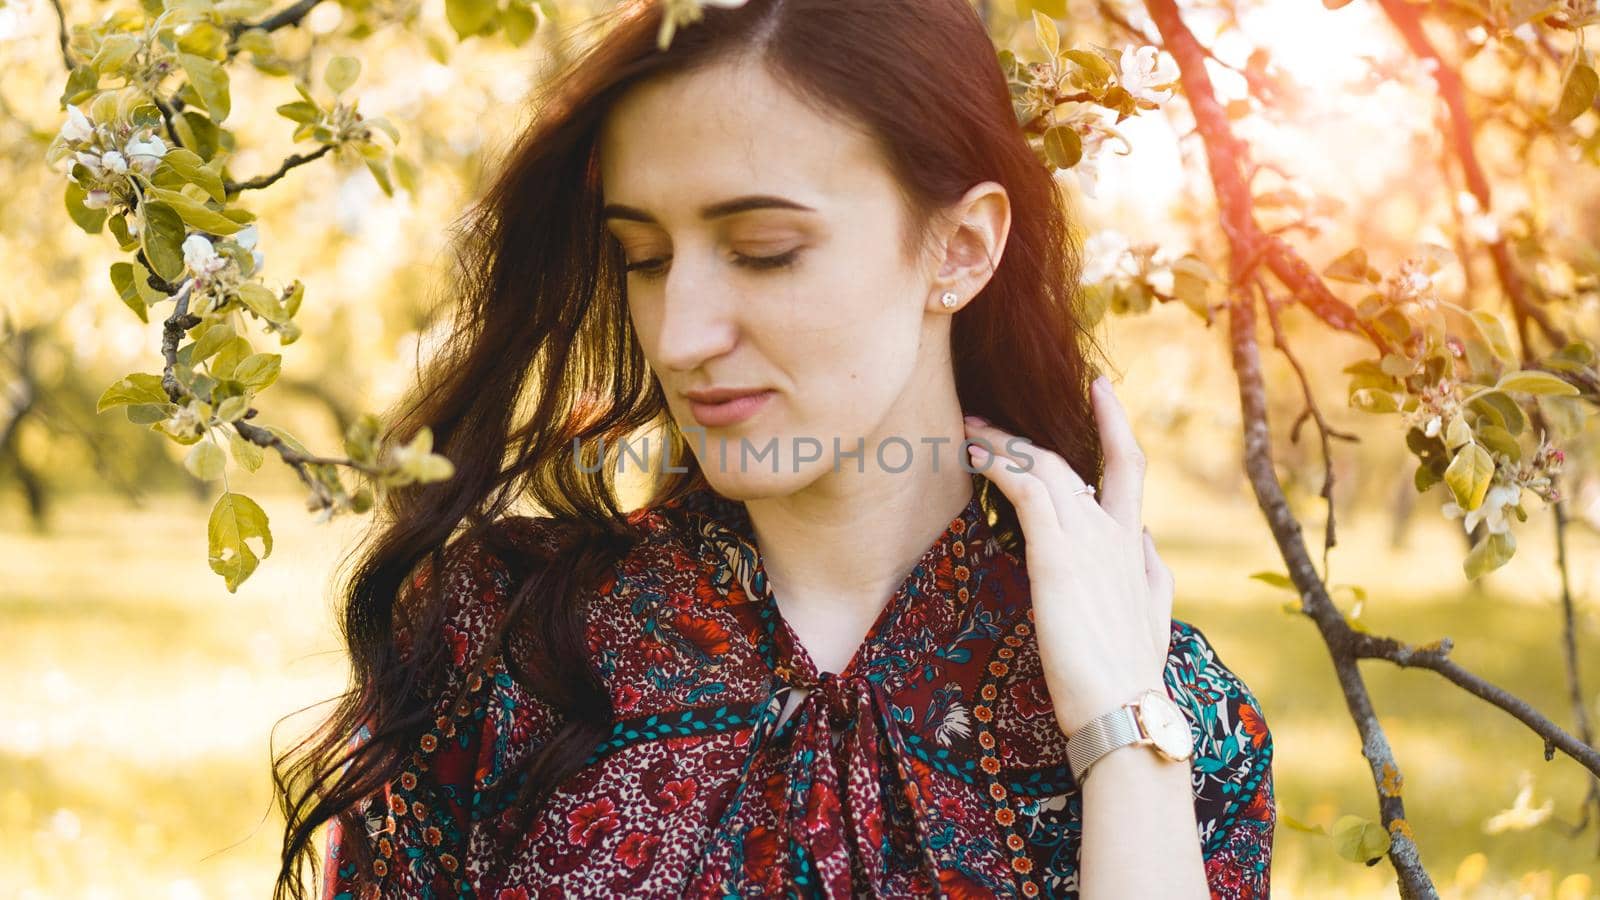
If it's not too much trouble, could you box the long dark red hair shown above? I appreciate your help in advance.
[271,0,1104,895]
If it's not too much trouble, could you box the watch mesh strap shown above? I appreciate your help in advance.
[1066,705,1142,783]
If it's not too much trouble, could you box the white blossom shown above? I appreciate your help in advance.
[1455,191,1501,244]
[124,133,168,175]
[100,150,129,175]
[74,150,105,178]
[59,105,94,144]
[1441,483,1521,535]
[83,189,114,209]
[1081,229,1133,283]
[1117,45,1177,105]
[183,234,228,277]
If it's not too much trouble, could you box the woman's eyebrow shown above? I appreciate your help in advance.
[601,195,817,224]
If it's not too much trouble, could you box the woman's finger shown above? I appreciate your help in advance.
[966,443,1065,564]
[1143,526,1174,656]
[1090,376,1145,535]
[963,418,1097,530]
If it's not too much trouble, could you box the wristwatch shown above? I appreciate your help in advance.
[1066,688,1194,784]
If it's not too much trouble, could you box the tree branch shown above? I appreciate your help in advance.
[48,0,76,70]
[224,144,334,194]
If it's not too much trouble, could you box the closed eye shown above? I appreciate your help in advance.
[623,249,802,279]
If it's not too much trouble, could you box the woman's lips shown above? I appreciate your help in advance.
[687,390,775,428]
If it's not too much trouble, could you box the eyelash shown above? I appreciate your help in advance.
[623,249,801,279]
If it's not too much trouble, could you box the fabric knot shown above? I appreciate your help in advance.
[815,671,862,730]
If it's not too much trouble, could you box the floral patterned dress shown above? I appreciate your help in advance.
[322,475,1275,898]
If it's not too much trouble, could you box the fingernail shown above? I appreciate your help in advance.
[964,415,988,426]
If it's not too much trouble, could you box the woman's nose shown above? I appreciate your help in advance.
[653,257,739,372]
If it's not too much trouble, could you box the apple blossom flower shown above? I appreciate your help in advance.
[59,105,95,144]
[1455,191,1501,244]
[100,150,129,175]
[73,150,105,178]
[1441,483,1521,535]
[183,234,229,277]
[123,133,168,175]
[1080,229,1133,283]
[1117,45,1177,105]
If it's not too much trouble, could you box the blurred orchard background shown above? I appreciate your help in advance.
[2,0,1599,896]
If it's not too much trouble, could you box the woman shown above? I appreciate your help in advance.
[274,0,1276,896]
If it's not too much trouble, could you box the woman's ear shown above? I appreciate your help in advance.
[929,181,1012,308]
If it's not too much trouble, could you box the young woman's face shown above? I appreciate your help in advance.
[598,57,980,498]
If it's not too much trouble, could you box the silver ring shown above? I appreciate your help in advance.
[1073,484,1095,496]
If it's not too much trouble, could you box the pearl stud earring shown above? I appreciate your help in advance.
[940,291,959,309]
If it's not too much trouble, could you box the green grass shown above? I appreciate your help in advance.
[3,485,1598,898]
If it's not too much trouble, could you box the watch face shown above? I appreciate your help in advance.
[1138,691,1194,760]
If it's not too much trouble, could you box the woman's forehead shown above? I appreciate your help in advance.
[597,61,885,217]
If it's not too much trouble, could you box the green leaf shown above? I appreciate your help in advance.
[232,353,282,392]
[127,402,175,425]
[161,147,226,202]
[190,321,237,364]
[92,34,141,73]
[1032,10,1059,59]
[1494,370,1580,396]
[274,101,321,126]
[1478,424,1520,462]
[325,56,361,94]
[141,201,188,282]
[229,427,265,472]
[1464,530,1516,580]
[1469,310,1515,364]
[61,65,100,106]
[1553,62,1597,123]
[365,156,394,197]
[178,52,231,123]
[446,0,497,38]
[1444,443,1495,511]
[176,21,228,59]
[1280,812,1328,835]
[210,335,255,379]
[236,282,288,323]
[185,439,228,480]
[216,394,251,422]
[1323,247,1373,284]
[502,4,539,45]
[1349,387,1399,414]
[344,412,383,464]
[1042,125,1082,169]
[65,183,109,234]
[97,373,168,412]
[1331,814,1391,865]
[1467,390,1527,435]
[208,492,273,593]
[1248,571,1296,591]
[158,192,246,235]
[1414,462,1441,492]
[1064,49,1114,85]
[261,423,312,457]
[110,262,149,323]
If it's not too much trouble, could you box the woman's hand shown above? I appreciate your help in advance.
[962,374,1175,738]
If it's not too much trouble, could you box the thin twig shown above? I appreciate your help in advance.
[48,0,77,70]
[225,144,334,193]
